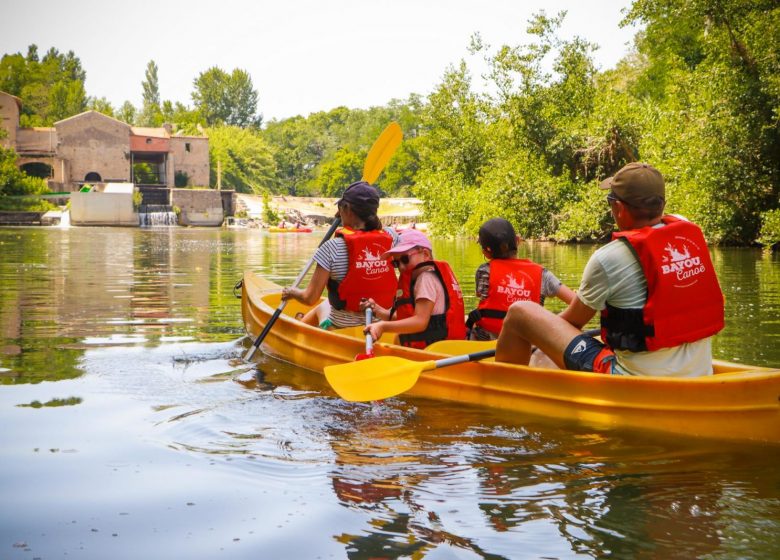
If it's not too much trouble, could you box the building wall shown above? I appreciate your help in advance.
[55,111,131,188]
[17,155,66,184]
[0,91,20,148]
[171,188,223,226]
[16,128,56,154]
[170,137,210,187]
[69,190,138,226]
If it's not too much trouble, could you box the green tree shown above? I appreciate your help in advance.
[0,144,49,197]
[0,45,87,125]
[116,101,137,124]
[87,96,115,117]
[207,125,276,193]
[138,60,162,126]
[624,0,780,243]
[192,67,261,128]
[318,148,365,196]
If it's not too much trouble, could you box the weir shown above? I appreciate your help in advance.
[139,204,177,227]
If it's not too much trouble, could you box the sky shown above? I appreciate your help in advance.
[0,0,638,122]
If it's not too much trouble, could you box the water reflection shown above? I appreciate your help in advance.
[1,228,779,559]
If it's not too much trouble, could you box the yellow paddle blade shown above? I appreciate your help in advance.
[324,356,436,402]
[362,122,402,184]
[425,339,497,355]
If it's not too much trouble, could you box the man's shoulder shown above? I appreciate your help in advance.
[592,238,634,263]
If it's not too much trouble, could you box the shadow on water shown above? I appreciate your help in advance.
[0,228,779,559]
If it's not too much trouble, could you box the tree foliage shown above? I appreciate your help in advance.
[138,60,162,126]
[0,144,49,197]
[0,45,86,125]
[207,125,276,194]
[2,8,779,245]
[192,67,261,128]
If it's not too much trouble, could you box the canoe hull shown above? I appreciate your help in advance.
[241,271,780,444]
[268,227,313,233]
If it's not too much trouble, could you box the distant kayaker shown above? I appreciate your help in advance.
[496,162,725,377]
[361,229,467,348]
[467,218,575,341]
[281,181,398,329]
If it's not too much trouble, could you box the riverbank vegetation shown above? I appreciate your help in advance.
[1,1,777,245]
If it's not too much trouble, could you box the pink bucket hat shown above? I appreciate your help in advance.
[382,229,432,257]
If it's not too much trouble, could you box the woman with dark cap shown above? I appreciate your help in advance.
[281,181,398,329]
[468,218,575,341]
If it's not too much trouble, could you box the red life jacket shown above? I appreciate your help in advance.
[391,260,467,349]
[327,227,397,312]
[600,215,725,352]
[468,258,544,335]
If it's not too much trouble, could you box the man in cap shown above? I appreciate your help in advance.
[496,162,724,377]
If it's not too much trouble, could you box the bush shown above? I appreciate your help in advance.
[1,146,49,197]
[758,209,780,250]
[262,192,279,224]
[174,170,190,187]
[0,197,56,211]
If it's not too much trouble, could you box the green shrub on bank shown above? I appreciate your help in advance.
[758,209,780,250]
[1,145,49,197]
[0,197,56,211]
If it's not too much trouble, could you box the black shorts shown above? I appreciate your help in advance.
[563,334,615,374]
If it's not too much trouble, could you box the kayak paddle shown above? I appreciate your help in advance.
[354,307,374,360]
[244,121,403,361]
[324,349,496,402]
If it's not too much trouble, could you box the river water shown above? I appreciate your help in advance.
[1,227,779,560]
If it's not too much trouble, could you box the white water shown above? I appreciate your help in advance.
[139,204,177,227]
[58,209,71,228]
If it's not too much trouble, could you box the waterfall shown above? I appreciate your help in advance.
[59,209,71,228]
[139,204,178,227]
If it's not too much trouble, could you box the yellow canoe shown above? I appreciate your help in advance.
[268,226,313,233]
[241,271,780,444]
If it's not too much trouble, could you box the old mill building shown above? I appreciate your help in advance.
[0,90,209,194]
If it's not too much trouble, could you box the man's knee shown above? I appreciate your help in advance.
[504,301,542,329]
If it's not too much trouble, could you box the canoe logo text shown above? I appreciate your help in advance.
[497,273,532,300]
[356,245,391,277]
[660,237,706,285]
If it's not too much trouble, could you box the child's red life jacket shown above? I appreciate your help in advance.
[391,260,467,349]
[468,258,543,335]
[600,215,724,351]
[327,227,397,312]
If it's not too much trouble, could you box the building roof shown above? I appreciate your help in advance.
[0,90,23,110]
[55,110,131,128]
[131,126,170,139]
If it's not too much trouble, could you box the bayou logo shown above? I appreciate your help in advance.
[355,244,391,278]
[496,272,532,301]
[660,238,706,287]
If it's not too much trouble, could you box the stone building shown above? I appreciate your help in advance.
[0,90,209,193]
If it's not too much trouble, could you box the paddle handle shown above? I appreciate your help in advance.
[244,218,342,361]
[434,349,497,369]
[365,307,374,355]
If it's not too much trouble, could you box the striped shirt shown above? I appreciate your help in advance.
[313,228,400,328]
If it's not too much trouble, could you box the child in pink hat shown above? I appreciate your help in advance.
[361,229,467,348]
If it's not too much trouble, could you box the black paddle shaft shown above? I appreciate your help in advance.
[244,218,342,360]
[435,349,497,369]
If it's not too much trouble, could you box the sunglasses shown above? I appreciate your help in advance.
[606,192,633,207]
[392,250,422,268]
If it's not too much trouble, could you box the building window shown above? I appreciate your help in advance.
[85,172,102,182]
[185,142,191,152]
[145,138,153,144]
